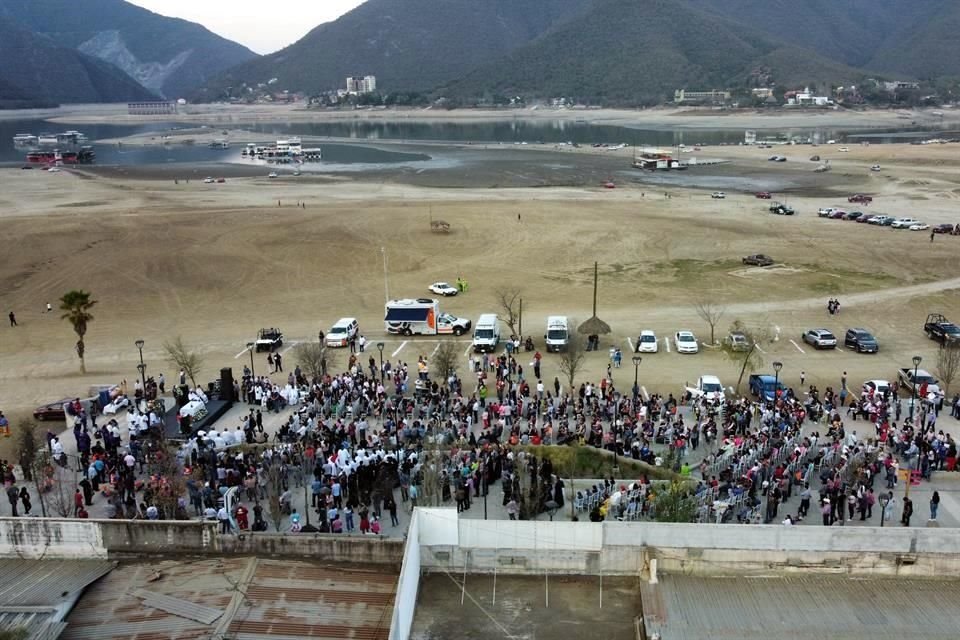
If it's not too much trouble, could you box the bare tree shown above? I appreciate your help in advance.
[262,454,287,532]
[937,341,960,397]
[558,328,586,393]
[293,342,334,382]
[17,424,47,516]
[694,302,726,345]
[721,320,769,394]
[431,341,460,387]
[34,453,76,518]
[163,336,204,387]
[494,287,523,337]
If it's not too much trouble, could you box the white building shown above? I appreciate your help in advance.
[346,75,377,95]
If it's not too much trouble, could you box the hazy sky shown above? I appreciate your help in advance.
[126,0,365,54]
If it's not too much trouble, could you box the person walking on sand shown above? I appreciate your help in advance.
[8,312,16,327]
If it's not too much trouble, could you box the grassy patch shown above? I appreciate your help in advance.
[511,444,682,481]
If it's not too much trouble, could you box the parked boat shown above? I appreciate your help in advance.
[241,137,322,162]
[13,130,88,148]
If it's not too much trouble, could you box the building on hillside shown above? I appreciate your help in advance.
[128,101,178,115]
[784,87,832,107]
[883,80,920,92]
[673,89,731,105]
[751,87,774,99]
[346,75,377,94]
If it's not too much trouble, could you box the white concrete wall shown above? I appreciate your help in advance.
[604,522,920,553]
[389,510,421,640]
[0,518,106,559]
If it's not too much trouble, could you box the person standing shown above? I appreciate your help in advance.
[274,352,283,373]
[800,371,806,387]
[359,335,366,353]
[267,353,274,373]
[158,373,166,394]
[8,312,16,327]
[930,491,940,520]
[6,485,19,517]
[901,496,914,527]
[19,487,31,515]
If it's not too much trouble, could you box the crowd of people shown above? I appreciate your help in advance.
[1,335,956,533]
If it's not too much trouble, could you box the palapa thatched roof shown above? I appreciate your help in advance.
[578,315,611,335]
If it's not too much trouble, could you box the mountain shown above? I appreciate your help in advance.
[867,2,960,80]
[194,0,596,100]
[686,0,960,82]
[0,0,257,98]
[0,14,156,106]
[442,0,867,105]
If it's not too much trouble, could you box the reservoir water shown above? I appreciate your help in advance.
[1,117,955,167]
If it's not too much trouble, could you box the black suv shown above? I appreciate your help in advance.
[844,328,878,353]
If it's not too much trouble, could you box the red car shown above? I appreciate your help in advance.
[755,192,772,199]
[33,399,70,422]
[848,194,873,204]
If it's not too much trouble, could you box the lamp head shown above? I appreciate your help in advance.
[136,363,146,374]
[376,342,385,353]
[135,339,145,350]
[772,361,783,373]
[632,356,642,366]
[912,355,922,368]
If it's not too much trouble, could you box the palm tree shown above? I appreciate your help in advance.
[59,290,97,374]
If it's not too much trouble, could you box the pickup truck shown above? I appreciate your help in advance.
[924,313,960,344]
[742,254,774,267]
[897,367,941,396]
[254,328,284,352]
[687,375,726,402]
[749,374,787,401]
[769,202,795,215]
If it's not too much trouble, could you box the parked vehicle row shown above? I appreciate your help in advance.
[817,208,929,230]
[802,327,879,353]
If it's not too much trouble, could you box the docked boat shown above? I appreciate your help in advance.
[241,137,322,162]
[26,146,95,165]
[13,130,88,148]
[13,133,38,147]
[208,139,230,149]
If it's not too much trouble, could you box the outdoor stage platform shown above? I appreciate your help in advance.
[162,399,232,440]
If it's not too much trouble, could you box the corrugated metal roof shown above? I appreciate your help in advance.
[61,558,396,640]
[131,590,223,625]
[0,610,65,640]
[0,560,115,607]
[647,575,960,639]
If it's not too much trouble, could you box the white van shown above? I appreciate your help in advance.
[326,317,359,348]
[472,314,500,353]
[544,316,569,352]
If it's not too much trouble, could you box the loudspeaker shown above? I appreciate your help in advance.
[220,367,235,403]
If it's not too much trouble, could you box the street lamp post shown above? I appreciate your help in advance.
[134,339,147,392]
[910,354,922,422]
[136,363,147,408]
[879,492,890,527]
[632,355,642,402]
[772,361,783,403]
[612,391,621,469]
[377,342,385,381]
[246,342,256,379]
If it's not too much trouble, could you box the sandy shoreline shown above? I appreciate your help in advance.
[1,102,955,131]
